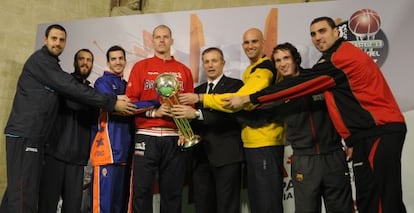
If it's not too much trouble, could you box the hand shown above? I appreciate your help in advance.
[177,135,186,147]
[170,105,197,119]
[222,95,250,109]
[153,103,172,117]
[117,95,130,102]
[178,93,199,105]
[345,146,353,161]
[114,96,137,115]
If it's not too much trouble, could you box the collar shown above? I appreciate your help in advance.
[323,37,345,56]
[249,55,271,68]
[41,45,60,61]
[208,74,224,86]
[71,72,91,85]
[103,71,124,79]
[153,54,176,62]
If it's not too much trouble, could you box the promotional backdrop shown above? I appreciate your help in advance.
[36,0,414,212]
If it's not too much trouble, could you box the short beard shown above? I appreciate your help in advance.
[74,67,91,79]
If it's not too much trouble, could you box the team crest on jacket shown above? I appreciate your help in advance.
[296,173,304,182]
[102,168,108,177]
[337,8,389,67]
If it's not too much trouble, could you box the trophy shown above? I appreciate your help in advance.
[155,73,200,148]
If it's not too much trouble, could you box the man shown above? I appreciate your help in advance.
[38,48,97,213]
[0,24,136,213]
[270,42,353,212]
[224,17,406,213]
[171,47,244,213]
[179,28,285,213]
[90,45,138,213]
[125,25,194,213]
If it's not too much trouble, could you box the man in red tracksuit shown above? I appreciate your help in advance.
[126,25,194,213]
[224,17,406,213]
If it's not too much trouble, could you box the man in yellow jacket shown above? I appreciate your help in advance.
[179,28,285,213]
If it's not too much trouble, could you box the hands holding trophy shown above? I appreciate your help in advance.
[155,73,200,149]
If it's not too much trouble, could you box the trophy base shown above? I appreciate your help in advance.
[182,135,201,149]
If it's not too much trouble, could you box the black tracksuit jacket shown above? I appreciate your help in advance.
[5,46,115,142]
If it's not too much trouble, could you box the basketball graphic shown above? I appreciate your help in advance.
[348,9,381,39]
[339,8,389,67]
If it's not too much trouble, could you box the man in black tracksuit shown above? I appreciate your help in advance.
[0,25,137,213]
[268,43,353,212]
[38,49,98,213]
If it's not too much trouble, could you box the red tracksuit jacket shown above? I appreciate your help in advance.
[250,38,405,146]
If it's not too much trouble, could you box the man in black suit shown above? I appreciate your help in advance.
[171,47,244,213]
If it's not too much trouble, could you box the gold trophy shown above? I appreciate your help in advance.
[155,73,200,148]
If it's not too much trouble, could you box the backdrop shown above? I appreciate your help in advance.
[36,0,414,212]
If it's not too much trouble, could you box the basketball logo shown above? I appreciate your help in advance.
[349,9,381,40]
[337,8,389,67]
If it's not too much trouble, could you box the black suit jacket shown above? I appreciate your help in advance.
[192,75,244,167]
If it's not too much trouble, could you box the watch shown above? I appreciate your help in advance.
[194,109,201,119]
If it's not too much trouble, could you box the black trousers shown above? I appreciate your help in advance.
[38,154,84,213]
[291,149,354,213]
[244,145,284,213]
[192,161,242,213]
[352,130,406,213]
[0,137,43,213]
[131,134,188,213]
